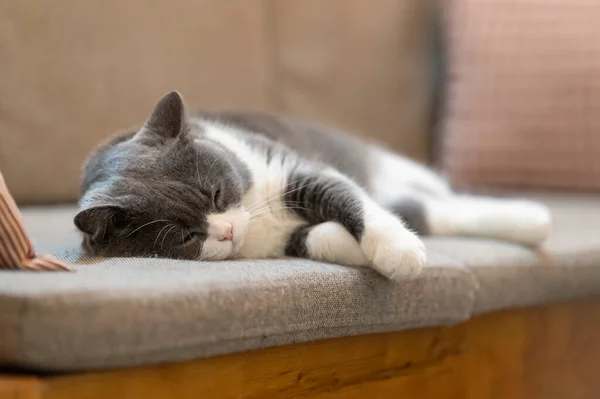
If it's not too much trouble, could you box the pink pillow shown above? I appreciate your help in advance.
[441,0,600,191]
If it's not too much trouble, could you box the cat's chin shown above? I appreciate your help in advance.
[198,242,234,261]
[229,209,250,256]
[230,236,246,257]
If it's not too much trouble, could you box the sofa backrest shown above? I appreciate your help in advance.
[0,0,438,204]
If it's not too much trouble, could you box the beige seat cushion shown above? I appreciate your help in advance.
[3,206,474,372]
[427,193,600,313]
[0,193,599,372]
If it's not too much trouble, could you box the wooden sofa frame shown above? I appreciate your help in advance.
[2,299,599,399]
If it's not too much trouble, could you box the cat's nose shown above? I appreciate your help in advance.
[219,225,233,241]
[208,218,234,241]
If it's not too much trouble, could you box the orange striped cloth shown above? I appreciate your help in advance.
[0,170,73,271]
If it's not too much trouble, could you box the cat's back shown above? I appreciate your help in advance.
[196,110,374,186]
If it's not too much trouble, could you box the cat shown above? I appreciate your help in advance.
[75,91,551,280]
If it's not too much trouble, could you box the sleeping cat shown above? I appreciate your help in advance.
[75,91,551,280]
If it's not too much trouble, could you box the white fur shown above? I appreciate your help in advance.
[425,196,552,246]
[370,147,452,206]
[201,208,249,260]
[322,169,427,279]
[195,120,550,278]
[369,148,551,246]
[305,222,368,267]
[199,121,427,279]
[201,121,305,260]
[359,197,426,279]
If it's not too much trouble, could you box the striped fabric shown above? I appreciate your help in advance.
[0,170,73,271]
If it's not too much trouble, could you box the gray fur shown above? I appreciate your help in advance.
[199,111,372,188]
[389,197,430,235]
[284,225,312,258]
[76,92,251,258]
[76,91,429,260]
[284,171,365,241]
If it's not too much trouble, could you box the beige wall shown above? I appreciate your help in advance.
[0,0,435,203]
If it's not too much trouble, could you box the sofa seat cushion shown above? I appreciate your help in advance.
[430,193,600,314]
[0,208,475,372]
[1,193,600,371]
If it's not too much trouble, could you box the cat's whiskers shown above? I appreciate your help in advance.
[248,202,291,218]
[245,179,321,225]
[195,151,203,188]
[250,206,313,217]
[249,204,313,220]
[247,206,315,228]
[245,178,320,214]
[101,219,110,241]
[161,225,178,249]
[202,156,220,187]
[244,177,303,212]
[248,204,277,217]
[245,178,301,213]
[153,223,176,248]
[124,219,173,238]
[194,240,202,260]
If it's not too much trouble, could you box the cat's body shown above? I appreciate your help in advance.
[76,91,551,280]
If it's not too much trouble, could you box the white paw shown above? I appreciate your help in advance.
[306,222,368,266]
[364,229,427,280]
[499,200,552,246]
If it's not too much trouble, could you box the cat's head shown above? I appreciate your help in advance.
[75,91,252,260]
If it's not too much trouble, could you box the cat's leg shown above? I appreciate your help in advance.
[387,192,552,246]
[368,147,551,246]
[426,195,551,245]
[285,168,426,279]
[285,222,368,267]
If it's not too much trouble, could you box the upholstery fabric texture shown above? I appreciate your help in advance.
[0,0,435,204]
[441,0,600,190]
[0,194,599,371]
[272,0,436,161]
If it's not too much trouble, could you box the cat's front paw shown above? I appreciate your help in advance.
[306,222,368,267]
[364,229,426,280]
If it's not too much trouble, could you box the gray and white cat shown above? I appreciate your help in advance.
[75,91,551,280]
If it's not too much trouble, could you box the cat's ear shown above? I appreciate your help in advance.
[142,90,186,139]
[74,205,130,241]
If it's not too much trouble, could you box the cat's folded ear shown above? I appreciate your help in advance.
[139,90,187,140]
[74,205,130,241]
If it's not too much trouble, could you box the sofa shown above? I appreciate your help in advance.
[2,2,600,398]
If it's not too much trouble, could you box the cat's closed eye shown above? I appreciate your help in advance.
[213,188,222,210]
[181,230,203,245]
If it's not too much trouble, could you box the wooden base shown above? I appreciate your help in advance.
[2,299,600,399]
